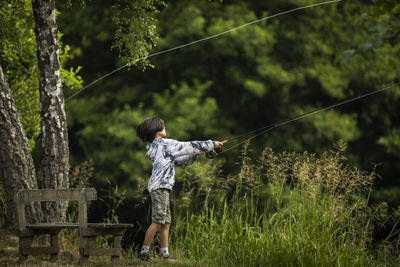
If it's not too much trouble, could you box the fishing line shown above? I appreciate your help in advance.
[216,82,400,156]
[65,0,343,102]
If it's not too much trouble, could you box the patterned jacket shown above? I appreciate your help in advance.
[146,138,215,192]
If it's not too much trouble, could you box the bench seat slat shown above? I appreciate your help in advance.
[87,223,133,228]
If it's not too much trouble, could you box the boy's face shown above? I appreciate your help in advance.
[155,126,166,139]
[161,127,166,137]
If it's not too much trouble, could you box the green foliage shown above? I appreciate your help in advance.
[341,0,400,62]
[363,0,400,48]
[111,0,166,67]
[0,0,83,150]
[149,0,399,157]
[66,0,87,8]
[0,0,40,148]
[378,128,400,155]
[151,81,221,139]
[60,43,84,93]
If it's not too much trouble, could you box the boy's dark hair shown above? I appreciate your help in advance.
[136,117,165,142]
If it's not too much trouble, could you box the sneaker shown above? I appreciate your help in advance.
[162,253,169,259]
[139,252,151,262]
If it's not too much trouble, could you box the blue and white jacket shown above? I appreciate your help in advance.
[145,138,215,192]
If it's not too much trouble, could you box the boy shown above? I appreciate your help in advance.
[136,117,226,261]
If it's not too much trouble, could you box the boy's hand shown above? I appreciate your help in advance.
[214,140,227,148]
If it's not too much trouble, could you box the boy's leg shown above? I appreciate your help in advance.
[140,223,161,261]
[159,223,170,248]
[143,223,161,246]
[143,188,166,247]
[160,223,170,258]
[141,188,171,260]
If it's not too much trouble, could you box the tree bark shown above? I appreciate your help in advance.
[32,0,69,222]
[0,64,42,231]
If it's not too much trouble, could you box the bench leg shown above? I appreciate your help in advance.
[79,235,96,264]
[17,236,33,263]
[49,233,60,261]
[79,236,89,264]
[111,234,123,262]
[78,249,89,264]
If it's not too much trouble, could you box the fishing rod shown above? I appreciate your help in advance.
[204,82,400,158]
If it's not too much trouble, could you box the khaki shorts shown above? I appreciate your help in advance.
[150,188,171,224]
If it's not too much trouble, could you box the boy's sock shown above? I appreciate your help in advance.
[141,245,150,255]
[161,247,169,258]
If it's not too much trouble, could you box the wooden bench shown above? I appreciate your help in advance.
[15,188,133,263]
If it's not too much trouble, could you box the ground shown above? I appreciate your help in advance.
[0,229,190,266]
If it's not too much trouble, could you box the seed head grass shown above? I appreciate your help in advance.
[170,141,400,266]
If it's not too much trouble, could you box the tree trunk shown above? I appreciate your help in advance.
[0,64,42,231]
[32,0,69,222]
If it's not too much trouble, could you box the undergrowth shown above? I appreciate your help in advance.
[170,141,400,266]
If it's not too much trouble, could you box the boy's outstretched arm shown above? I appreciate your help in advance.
[168,140,227,158]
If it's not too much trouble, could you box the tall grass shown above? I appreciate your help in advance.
[171,141,400,266]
